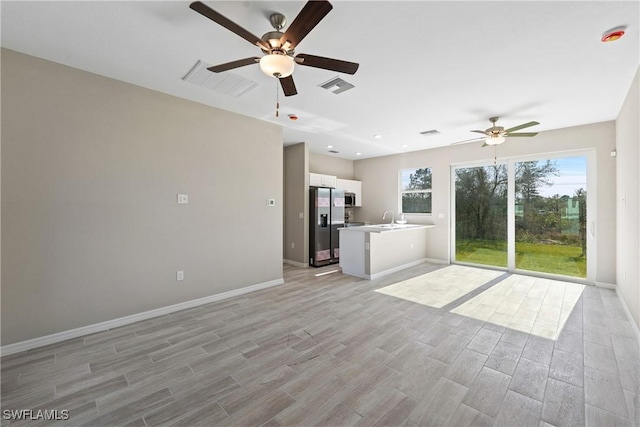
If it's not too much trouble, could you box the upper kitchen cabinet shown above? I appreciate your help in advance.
[336,178,362,207]
[309,173,337,188]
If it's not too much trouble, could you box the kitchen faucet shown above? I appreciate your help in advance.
[382,210,395,226]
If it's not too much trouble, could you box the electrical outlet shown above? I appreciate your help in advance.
[177,270,184,281]
[291,242,295,248]
[266,198,276,207]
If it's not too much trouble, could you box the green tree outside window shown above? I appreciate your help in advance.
[400,168,432,214]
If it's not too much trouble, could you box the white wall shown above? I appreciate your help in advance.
[354,121,616,285]
[1,49,284,345]
[309,152,354,179]
[283,143,309,265]
[616,65,640,328]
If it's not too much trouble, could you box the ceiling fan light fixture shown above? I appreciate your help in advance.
[259,54,295,78]
[485,135,505,145]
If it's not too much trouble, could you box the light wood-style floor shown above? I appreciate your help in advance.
[1,262,639,426]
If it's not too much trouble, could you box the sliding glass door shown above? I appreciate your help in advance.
[514,157,587,278]
[454,164,508,268]
[453,153,592,281]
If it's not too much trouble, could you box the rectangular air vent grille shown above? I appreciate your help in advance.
[420,129,441,136]
[328,150,340,154]
[182,60,258,97]
[319,77,354,94]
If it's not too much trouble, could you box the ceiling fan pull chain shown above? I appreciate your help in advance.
[494,146,497,165]
[275,78,280,117]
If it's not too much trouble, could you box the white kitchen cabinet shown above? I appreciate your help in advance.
[309,173,337,188]
[336,178,362,207]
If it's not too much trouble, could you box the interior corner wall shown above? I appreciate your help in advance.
[309,152,354,179]
[615,64,640,329]
[283,143,309,265]
[1,49,283,345]
[354,121,617,285]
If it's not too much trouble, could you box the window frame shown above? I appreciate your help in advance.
[398,167,433,216]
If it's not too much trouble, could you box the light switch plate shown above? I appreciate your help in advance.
[177,194,189,204]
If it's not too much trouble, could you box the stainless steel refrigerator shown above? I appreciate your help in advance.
[309,187,345,267]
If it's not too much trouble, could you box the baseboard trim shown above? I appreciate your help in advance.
[615,287,640,344]
[283,259,308,268]
[595,281,616,290]
[368,259,429,280]
[424,257,449,265]
[0,278,284,357]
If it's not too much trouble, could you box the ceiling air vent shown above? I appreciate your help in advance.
[328,150,340,154]
[319,77,355,94]
[420,129,441,136]
[182,60,258,97]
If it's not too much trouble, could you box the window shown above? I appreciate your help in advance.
[400,167,432,214]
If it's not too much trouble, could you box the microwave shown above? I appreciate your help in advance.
[344,192,356,207]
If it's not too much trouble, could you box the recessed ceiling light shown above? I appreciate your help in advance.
[401,144,408,148]
[326,145,333,149]
[355,152,362,156]
[373,134,382,139]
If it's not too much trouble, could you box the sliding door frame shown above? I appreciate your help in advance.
[451,148,597,284]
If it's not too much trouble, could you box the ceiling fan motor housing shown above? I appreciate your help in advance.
[262,31,287,51]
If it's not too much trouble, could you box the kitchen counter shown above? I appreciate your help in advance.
[339,224,435,280]
[339,223,434,233]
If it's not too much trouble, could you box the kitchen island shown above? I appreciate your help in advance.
[339,224,435,280]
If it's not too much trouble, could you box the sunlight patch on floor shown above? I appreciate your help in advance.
[375,265,503,308]
[451,274,585,340]
[314,269,340,277]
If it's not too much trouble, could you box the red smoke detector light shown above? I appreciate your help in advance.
[601,27,626,42]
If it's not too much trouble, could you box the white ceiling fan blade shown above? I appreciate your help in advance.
[451,137,485,145]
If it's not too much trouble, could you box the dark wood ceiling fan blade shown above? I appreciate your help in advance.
[504,121,539,133]
[295,53,359,74]
[279,0,333,49]
[280,75,298,97]
[207,57,260,73]
[506,132,539,137]
[190,1,269,50]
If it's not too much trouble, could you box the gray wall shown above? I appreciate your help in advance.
[309,152,354,179]
[616,65,640,328]
[354,121,617,285]
[283,143,309,265]
[1,49,283,345]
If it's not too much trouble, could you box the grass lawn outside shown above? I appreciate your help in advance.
[456,239,586,278]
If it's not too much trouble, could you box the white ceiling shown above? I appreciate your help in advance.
[2,1,638,160]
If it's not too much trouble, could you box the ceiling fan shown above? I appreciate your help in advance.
[452,117,540,146]
[189,0,359,97]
